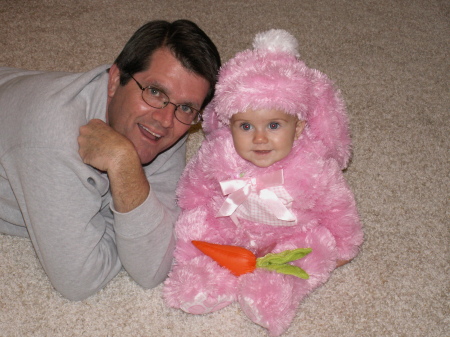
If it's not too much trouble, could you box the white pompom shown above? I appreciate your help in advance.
[252,29,300,57]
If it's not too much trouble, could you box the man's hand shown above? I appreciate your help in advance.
[78,119,134,172]
[78,119,150,213]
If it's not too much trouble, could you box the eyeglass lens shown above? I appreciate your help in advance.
[142,87,200,125]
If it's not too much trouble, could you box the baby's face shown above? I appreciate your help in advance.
[230,109,305,167]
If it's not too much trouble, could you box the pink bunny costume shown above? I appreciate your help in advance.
[164,29,363,336]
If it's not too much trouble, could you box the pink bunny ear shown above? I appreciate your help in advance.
[303,71,352,169]
[201,99,220,136]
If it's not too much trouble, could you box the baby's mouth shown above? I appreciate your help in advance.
[138,123,162,141]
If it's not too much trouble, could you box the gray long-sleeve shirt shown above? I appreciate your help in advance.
[0,66,185,300]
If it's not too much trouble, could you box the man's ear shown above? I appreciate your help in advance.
[107,64,121,98]
[295,120,306,140]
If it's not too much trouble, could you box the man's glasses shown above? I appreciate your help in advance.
[129,74,202,125]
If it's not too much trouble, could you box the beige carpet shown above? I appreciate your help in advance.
[1,1,448,336]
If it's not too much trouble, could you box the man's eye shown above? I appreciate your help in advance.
[240,123,252,130]
[269,122,280,130]
[179,105,194,114]
[148,87,162,97]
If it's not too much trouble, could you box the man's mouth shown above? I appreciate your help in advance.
[138,123,162,141]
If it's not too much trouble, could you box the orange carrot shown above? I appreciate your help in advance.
[192,240,256,276]
[192,240,312,279]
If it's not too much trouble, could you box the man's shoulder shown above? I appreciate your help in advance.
[0,65,110,95]
[0,67,45,85]
[0,65,111,153]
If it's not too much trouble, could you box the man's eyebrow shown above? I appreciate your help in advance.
[145,80,201,109]
[145,80,167,92]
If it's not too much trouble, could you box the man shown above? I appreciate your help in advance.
[0,20,221,300]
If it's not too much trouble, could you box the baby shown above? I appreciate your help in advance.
[164,29,364,336]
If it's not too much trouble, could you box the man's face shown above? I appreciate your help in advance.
[230,109,305,168]
[106,48,210,165]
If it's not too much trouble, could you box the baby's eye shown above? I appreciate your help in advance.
[269,122,280,130]
[240,123,252,131]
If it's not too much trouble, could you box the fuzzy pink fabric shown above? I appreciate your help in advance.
[202,30,352,170]
[163,135,363,335]
[164,30,363,336]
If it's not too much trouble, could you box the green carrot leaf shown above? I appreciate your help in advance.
[256,248,312,279]
[257,248,312,265]
[258,263,310,279]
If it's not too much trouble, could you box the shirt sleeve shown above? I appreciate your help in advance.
[111,139,186,289]
[3,138,185,300]
[3,147,123,301]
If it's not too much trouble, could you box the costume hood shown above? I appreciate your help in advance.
[202,29,352,169]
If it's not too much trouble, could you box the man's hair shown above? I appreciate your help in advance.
[114,19,221,108]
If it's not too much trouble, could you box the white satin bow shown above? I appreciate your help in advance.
[216,170,296,222]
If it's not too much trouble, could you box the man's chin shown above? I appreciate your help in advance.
[139,152,158,166]
[139,139,180,166]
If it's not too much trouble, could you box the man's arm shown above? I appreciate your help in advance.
[78,119,150,213]
[3,146,123,301]
[78,119,184,289]
[111,137,186,288]
[0,120,180,301]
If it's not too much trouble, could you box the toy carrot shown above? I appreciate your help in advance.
[192,240,312,279]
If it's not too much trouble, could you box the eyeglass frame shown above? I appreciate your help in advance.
[127,74,203,125]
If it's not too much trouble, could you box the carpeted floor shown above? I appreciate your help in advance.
[1,1,448,336]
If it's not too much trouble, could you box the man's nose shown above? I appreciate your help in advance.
[153,103,177,127]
